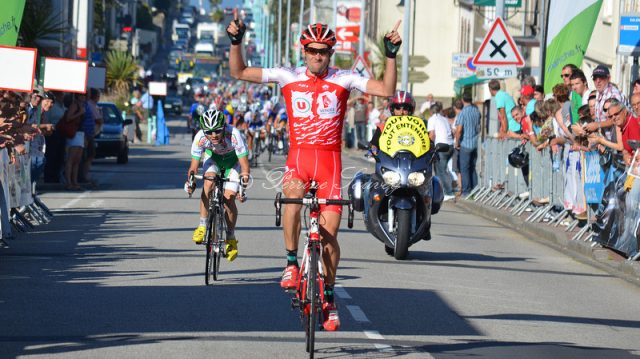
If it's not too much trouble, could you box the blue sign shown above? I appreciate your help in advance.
[619,14,640,56]
[584,151,605,204]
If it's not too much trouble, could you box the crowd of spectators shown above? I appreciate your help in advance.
[0,88,103,192]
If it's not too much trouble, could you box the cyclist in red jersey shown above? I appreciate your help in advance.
[227,10,402,331]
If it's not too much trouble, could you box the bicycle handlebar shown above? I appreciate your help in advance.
[274,192,354,229]
[190,172,247,200]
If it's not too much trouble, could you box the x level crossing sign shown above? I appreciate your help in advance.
[351,55,372,79]
[472,17,524,67]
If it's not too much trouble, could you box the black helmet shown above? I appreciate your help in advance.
[508,145,529,168]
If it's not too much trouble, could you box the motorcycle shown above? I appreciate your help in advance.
[348,115,449,260]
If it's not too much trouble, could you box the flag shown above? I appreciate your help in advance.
[543,0,602,93]
[0,1,26,46]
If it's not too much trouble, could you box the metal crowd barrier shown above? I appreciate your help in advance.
[469,139,600,246]
[0,146,53,247]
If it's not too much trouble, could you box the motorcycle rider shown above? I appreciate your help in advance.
[369,90,416,153]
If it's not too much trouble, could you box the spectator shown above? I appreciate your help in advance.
[44,92,66,183]
[567,68,588,125]
[552,83,574,144]
[454,93,481,196]
[591,97,640,165]
[366,101,380,142]
[587,64,624,141]
[30,92,55,188]
[446,105,461,192]
[419,93,435,116]
[632,78,640,96]
[81,88,102,186]
[534,85,545,102]
[488,79,518,139]
[63,94,87,191]
[27,89,43,124]
[378,98,390,123]
[520,85,536,116]
[427,102,455,201]
[560,63,578,87]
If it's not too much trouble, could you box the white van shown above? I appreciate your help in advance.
[194,41,214,56]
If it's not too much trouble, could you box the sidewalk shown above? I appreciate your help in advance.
[457,199,640,286]
[342,148,640,286]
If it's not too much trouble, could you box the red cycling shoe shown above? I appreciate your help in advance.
[322,302,340,331]
[280,265,299,289]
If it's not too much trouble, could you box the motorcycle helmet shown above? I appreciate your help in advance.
[389,91,415,114]
[508,145,529,168]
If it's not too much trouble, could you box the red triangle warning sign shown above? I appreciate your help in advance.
[472,17,524,67]
[351,55,373,79]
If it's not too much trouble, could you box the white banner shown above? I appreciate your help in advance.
[43,57,88,93]
[0,45,36,93]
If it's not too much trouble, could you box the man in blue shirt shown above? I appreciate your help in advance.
[489,79,518,138]
[454,93,481,196]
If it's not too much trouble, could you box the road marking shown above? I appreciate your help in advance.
[59,191,91,209]
[89,200,104,208]
[363,330,393,352]
[146,184,177,189]
[346,305,370,323]
[334,284,352,299]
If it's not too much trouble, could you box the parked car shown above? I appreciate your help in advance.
[96,102,132,164]
[164,96,183,115]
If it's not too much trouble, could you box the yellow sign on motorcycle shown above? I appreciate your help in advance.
[379,115,430,158]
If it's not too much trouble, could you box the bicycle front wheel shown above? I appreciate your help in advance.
[305,245,319,357]
[204,213,216,285]
[212,208,225,281]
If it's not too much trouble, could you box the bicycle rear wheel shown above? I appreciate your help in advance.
[204,213,216,285]
[305,245,319,357]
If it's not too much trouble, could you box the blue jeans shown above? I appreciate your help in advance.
[435,147,454,195]
[458,148,478,195]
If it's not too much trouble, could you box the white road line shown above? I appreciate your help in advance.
[334,284,352,299]
[59,191,91,209]
[363,330,394,352]
[346,305,370,323]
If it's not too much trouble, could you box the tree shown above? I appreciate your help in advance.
[106,50,139,98]
[18,0,67,57]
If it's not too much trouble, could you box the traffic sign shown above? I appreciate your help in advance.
[472,17,524,67]
[452,67,473,78]
[352,55,372,78]
[476,65,517,79]
[408,71,429,83]
[336,26,359,42]
[409,55,430,68]
[452,53,473,65]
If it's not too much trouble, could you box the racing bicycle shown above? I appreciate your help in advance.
[274,181,353,358]
[189,169,245,285]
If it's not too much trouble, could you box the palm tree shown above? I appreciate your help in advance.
[18,0,68,57]
[106,50,138,97]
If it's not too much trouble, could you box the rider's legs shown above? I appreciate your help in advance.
[280,178,304,288]
[192,174,214,244]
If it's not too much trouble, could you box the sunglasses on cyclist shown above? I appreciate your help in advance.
[304,46,332,56]
[204,129,224,135]
[391,104,412,111]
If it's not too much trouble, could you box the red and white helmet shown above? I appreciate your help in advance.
[389,91,415,113]
[300,23,337,48]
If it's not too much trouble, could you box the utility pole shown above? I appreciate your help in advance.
[278,0,282,66]
[400,0,410,91]
[496,0,505,19]
[310,0,315,24]
[358,0,365,57]
[297,0,305,65]
[285,0,291,66]
[331,0,337,66]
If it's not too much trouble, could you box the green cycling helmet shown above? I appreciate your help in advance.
[200,108,225,132]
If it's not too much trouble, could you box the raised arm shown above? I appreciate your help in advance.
[366,20,402,97]
[227,9,263,83]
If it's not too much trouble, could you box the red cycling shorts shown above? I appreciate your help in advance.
[284,148,343,214]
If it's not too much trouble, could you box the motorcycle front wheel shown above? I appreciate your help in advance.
[394,208,411,260]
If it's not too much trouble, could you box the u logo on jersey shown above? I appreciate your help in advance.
[291,91,313,117]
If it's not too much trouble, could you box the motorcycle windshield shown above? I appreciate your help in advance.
[379,116,430,158]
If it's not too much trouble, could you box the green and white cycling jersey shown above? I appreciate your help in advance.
[191,124,249,176]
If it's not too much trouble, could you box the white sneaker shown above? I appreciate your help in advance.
[518,191,530,200]
[443,194,456,202]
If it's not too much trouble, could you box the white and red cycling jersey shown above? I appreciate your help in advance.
[262,66,369,152]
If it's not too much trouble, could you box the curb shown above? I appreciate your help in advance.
[456,199,640,287]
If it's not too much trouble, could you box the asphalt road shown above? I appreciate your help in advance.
[1,117,640,358]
